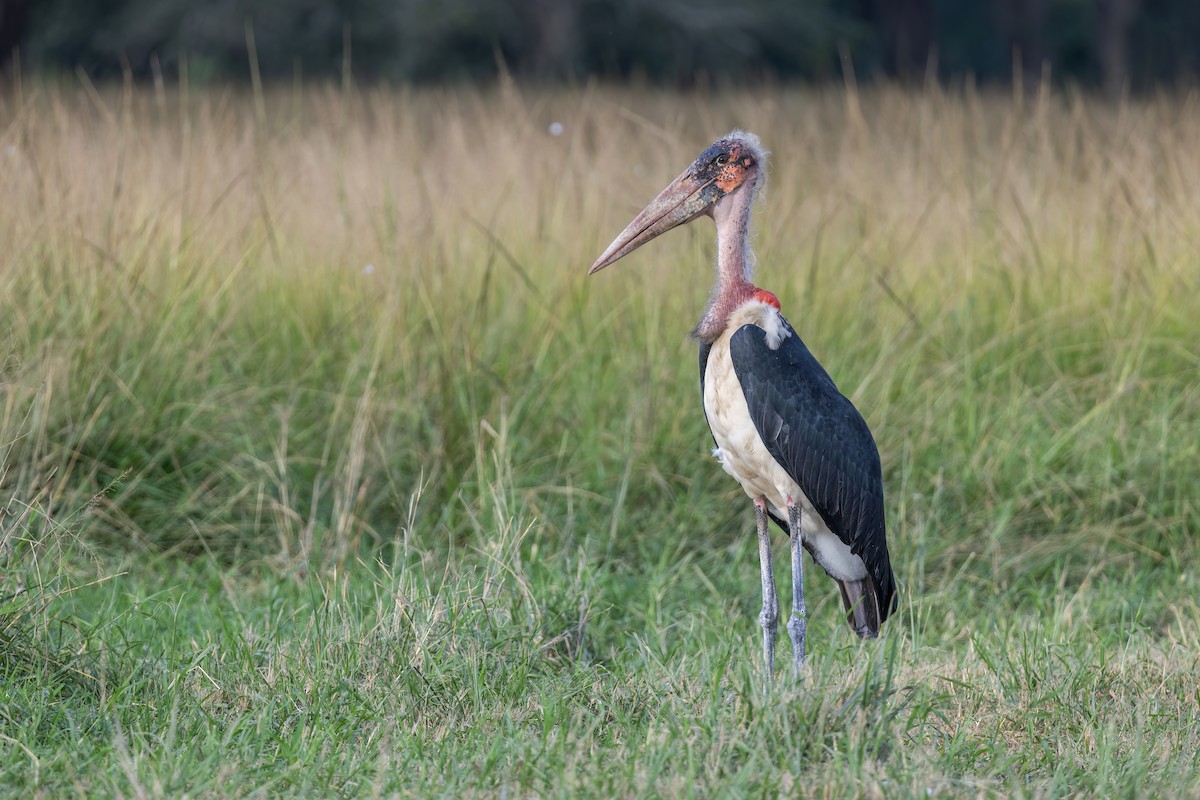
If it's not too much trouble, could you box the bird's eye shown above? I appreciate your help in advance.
[715,153,729,166]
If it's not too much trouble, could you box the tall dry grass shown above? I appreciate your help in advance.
[2,81,1195,567]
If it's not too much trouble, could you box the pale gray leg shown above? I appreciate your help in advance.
[786,501,807,676]
[754,498,779,681]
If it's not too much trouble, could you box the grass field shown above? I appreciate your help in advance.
[2,78,1199,797]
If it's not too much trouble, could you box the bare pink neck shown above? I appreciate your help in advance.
[693,186,758,343]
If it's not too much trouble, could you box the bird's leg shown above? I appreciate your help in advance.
[754,498,779,681]
[786,499,807,676]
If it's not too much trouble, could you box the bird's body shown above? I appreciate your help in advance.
[702,300,870,588]
[701,302,894,638]
[588,130,896,677]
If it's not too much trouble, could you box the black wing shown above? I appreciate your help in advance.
[724,320,896,622]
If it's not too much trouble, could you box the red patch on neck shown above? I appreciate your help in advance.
[752,288,781,310]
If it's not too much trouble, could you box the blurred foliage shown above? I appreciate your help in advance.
[2,0,1199,90]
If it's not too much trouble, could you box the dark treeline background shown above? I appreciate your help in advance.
[0,0,1197,94]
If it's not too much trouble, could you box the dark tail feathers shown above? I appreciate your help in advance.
[836,576,883,639]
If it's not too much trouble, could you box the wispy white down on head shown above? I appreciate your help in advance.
[722,129,769,174]
[720,130,769,210]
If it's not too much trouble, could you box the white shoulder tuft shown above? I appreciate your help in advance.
[759,305,790,350]
[726,298,792,350]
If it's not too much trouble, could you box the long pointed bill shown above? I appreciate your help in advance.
[588,170,724,275]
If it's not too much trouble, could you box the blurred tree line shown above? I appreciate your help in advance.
[0,0,1197,93]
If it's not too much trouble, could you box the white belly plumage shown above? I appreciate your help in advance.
[702,302,867,582]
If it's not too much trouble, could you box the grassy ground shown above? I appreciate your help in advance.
[2,79,1199,797]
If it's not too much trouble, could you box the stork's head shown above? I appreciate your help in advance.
[588,130,766,274]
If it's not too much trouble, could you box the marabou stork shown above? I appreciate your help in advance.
[588,131,896,678]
